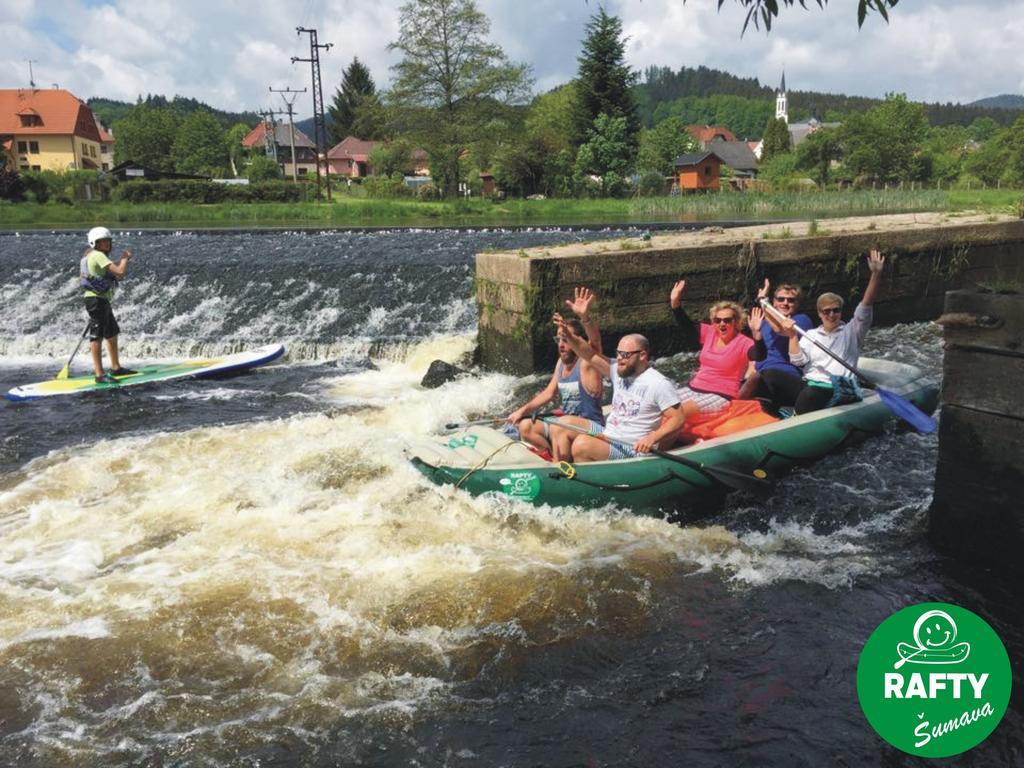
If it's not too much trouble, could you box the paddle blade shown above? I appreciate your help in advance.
[55,364,70,380]
[878,387,938,433]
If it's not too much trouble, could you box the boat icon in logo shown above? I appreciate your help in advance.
[894,609,971,669]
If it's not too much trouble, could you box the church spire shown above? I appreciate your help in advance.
[775,70,788,124]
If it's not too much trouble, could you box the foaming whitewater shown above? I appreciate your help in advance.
[2,229,1021,766]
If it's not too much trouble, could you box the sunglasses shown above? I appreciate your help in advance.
[774,296,797,304]
[820,307,842,316]
[552,335,568,343]
[712,316,735,325]
[615,349,642,359]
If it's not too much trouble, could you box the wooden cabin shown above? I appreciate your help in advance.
[674,151,723,192]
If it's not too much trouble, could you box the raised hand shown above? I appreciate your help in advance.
[748,306,765,337]
[756,277,770,301]
[670,279,686,308]
[868,249,885,273]
[565,286,595,318]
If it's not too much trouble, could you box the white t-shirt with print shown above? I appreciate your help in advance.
[604,366,680,444]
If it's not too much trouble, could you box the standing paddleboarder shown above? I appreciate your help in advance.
[81,226,136,383]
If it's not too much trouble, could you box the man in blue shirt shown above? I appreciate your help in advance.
[738,280,812,400]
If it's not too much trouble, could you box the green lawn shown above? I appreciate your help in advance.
[1,188,1020,229]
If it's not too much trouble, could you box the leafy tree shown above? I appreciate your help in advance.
[637,118,697,176]
[573,113,632,197]
[113,104,180,170]
[171,110,229,176]
[388,0,531,198]
[246,154,282,182]
[1003,115,1024,185]
[968,116,1000,143]
[684,0,898,35]
[760,116,791,162]
[795,127,842,186]
[0,167,26,201]
[758,151,801,188]
[572,7,639,158]
[493,134,550,197]
[329,58,378,144]
[225,122,252,177]
[840,94,930,182]
[369,139,415,177]
[923,125,971,183]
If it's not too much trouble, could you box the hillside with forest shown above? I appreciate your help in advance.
[634,65,1024,139]
[88,95,259,131]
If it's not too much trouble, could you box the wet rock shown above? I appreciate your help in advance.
[421,360,467,388]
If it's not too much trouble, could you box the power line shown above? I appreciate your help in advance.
[292,27,333,200]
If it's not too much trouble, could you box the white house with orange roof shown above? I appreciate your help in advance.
[0,88,103,172]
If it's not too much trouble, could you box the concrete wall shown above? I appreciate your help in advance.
[930,289,1024,574]
[476,213,1024,374]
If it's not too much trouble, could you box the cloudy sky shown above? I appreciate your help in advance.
[3,0,1023,120]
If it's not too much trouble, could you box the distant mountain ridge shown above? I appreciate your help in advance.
[968,94,1024,110]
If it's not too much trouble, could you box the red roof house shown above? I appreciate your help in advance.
[0,88,102,171]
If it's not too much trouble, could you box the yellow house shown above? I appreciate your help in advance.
[0,88,102,172]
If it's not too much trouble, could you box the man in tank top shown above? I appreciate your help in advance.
[550,316,685,462]
[504,287,604,460]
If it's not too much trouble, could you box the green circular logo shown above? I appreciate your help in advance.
[499,471,540,501]
[857,602,1011,758]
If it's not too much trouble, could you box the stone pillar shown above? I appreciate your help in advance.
[931,289,1024,573]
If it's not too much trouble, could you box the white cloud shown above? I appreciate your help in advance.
[0,0,1021,116]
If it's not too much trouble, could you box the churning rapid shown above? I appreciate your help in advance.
[0,229,1020,766]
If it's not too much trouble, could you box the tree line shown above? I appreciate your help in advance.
[5,0,1024,201]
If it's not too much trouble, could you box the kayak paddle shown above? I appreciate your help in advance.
[759,299,937,433]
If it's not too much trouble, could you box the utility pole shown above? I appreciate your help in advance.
[258,108,286,164]
[292,27,333,200]
[269,86,306,182]
[26,59,38,89]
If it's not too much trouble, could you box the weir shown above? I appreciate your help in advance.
[475,212,1024,375]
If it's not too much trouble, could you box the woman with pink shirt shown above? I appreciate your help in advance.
[669,279,765,421]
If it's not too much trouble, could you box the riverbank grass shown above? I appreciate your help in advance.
[0,188,1020,229]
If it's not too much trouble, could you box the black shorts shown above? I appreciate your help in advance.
[84,296,120,341]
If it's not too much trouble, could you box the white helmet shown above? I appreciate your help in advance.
[87,226,112,247]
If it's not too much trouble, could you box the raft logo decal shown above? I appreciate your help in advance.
[447,435,478,450]
[856,602,1010,758]
[498,471,540,500]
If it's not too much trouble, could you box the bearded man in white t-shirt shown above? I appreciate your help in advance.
[552,314,685,462]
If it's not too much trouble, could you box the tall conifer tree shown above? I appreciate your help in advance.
[572,8,639,157]
[329,58,377,144]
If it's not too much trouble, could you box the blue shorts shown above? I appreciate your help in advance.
[585,421,638,460]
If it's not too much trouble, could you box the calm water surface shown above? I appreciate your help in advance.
[0,229,1020,767]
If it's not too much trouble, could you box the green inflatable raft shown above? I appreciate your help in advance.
[407,358,939,513]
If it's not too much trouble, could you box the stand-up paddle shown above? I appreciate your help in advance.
[760,299,937,433]
[540,416,772,494]
[56,322,92,380]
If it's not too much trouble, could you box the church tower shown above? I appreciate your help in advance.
[775,71,788,124]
